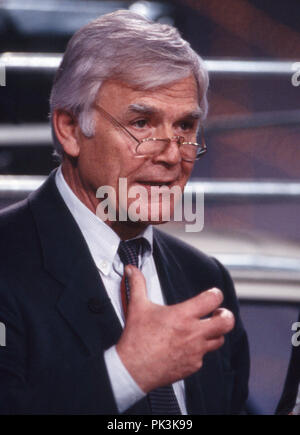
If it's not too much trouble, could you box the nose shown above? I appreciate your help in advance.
[152,136,182,166]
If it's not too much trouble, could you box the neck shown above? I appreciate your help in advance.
[61,162,149,241]
[109,221,149,241]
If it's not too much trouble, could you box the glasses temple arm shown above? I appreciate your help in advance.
[94,105,140,144]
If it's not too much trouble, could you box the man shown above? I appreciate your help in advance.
[0,10,249,414]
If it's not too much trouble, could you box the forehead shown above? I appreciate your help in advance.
[96,75,200,115]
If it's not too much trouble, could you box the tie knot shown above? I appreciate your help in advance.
[118,237,151,267]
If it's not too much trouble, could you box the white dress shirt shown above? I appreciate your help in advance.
[55,166,187,414]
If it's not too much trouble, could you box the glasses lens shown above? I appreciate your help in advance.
[136,139,169,156]
[180,144,199,161]
[136,138,207,161]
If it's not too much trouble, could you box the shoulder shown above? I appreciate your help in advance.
[0,199,41,277]
[0,171,58,265]
[0,198,34,245]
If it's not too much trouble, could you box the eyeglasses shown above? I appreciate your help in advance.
[94,105,207,162]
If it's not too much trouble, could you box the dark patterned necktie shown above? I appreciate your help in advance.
[118,238,182,415]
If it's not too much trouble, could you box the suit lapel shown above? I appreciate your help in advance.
[153,229,207,414]
[28,170,123,355]
[153,230,189,305]
[56,255,123,354]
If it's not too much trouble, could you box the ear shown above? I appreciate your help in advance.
[53,109,81,157]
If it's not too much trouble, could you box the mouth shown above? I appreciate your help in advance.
[135,180,175,187]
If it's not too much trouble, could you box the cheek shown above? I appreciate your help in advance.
[92,152,147,189]
[94,133,144,177]
[78,142,121,190]
[179,163,194,186]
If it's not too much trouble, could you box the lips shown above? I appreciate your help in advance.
[136,180,174,187]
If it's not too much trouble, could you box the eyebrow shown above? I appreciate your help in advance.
[126,103,202,120]
[127,104,160,116]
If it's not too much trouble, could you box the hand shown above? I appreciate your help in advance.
[116,265,235,393]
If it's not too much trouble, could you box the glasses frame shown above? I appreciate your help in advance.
[94,104,207,162]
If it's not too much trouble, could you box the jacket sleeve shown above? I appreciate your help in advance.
[214,258,250,415]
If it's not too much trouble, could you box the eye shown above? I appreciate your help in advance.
[179,120,194,131]
[132,119,148,128]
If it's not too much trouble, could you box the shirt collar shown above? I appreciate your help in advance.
[55,166,153,275]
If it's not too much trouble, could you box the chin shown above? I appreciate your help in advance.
[127,202,176,225]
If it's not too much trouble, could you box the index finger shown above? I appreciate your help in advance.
[178,287,224,319]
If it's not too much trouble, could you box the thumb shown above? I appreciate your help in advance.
[125,265,148,306]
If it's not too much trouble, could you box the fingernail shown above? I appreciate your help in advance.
[125,265,132,277]
[221,309,234,320]
[208,288,222,297]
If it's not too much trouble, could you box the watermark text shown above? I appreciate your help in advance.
[291,62,300,87]
[291,321,300,347]
[96,178,204,232]
[0,322,6,347]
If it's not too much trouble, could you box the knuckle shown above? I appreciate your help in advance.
[173,317,186,332]
[176,300,191,318]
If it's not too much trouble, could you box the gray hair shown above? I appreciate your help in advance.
[49,9,209,159]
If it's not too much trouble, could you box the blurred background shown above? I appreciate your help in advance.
[0,0,300,414]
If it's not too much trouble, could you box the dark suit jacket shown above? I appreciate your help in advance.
[276,314,300,414]
[0,170,249,414]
